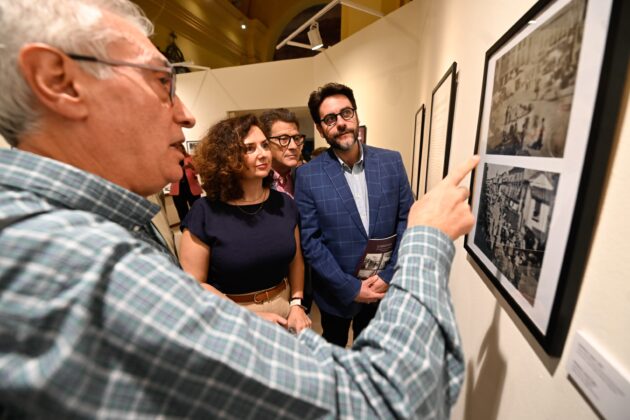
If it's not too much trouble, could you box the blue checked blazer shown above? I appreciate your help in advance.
[294,145,414,318]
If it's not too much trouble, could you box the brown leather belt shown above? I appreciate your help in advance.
[225,278,287,304]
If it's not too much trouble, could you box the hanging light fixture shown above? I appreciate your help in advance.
[307,22,324,50]
[164,32,190,73]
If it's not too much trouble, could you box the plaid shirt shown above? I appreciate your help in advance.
[0,149,463,419]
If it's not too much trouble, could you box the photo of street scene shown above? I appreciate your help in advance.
[486,0,586,157]
[357,251,392,279]
[474,163,560,305]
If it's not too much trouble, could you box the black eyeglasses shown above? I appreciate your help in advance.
[268,134,306,147]
[66,53,180,104]
[321,107,355,127]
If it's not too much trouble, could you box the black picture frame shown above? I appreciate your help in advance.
[185,140,200,154]
[358,125,367,144]
[410,104,426,198]
[425,62,458,193]
[464,0,629,356]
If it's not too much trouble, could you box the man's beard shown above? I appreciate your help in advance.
[325,128,357,151]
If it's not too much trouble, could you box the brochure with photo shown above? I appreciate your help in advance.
[355,234,397,279]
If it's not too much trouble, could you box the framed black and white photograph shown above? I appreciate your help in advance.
[410,104,426,198]
[185,140,200,154]
[357,125,367,144]
[465,0,628,356]
[425,62,458,193]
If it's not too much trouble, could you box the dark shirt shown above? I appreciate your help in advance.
[181,189,297,294]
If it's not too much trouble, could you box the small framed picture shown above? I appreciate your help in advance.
[425,62,458,194]
[185,141,200,154]
[410,104,426,198]
[357,125,367,144]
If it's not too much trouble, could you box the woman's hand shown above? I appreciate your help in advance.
[255,311,289,328]
[287,306,311,333]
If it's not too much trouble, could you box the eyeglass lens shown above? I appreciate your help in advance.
[271,135,305,146]
[322,108,355,126]
[169,73,176,103]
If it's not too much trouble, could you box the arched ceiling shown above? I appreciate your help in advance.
[131,0,411,69]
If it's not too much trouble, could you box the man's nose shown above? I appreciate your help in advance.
[174,95,196,128]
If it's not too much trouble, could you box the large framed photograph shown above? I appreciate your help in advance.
[410,104,426,197]
[465,0,628,356]
[424,62,458,193]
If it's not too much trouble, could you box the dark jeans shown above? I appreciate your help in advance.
[320,303,379,347]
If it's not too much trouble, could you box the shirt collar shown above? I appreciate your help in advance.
[272,169,292,186]
[0,149,159,230]
[336,142,365,172]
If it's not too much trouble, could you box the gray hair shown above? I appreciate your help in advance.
[0,0,153,146]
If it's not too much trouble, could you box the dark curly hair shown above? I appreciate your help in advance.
[193,114,273,202]
[307,82,357,124]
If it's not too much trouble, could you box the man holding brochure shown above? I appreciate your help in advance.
[295,82,414,347]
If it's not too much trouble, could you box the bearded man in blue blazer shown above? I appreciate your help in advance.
[294,83,414,347]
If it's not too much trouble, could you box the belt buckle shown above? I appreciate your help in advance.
[253,290,270,304]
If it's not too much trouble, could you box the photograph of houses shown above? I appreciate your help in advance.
[486,0,585,157]
[474,163,560,304]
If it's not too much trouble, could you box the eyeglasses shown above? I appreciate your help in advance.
[321,107,355,127]
[66,53,180,104]
[268,134,306,147]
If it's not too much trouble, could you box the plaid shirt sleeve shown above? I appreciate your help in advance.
[1,213,463,419]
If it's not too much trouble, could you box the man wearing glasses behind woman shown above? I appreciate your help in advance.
[179,115,311,333]
[259,108,306,198]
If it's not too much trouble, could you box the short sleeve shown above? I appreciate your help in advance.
[180,198,212,245]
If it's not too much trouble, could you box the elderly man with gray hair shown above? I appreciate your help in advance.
[0,0,478,418]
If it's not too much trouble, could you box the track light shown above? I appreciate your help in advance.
[307,22,324,50]
[275,0,383,51]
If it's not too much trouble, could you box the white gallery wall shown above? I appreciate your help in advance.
[177,58,315,142]
[177,0,629,419]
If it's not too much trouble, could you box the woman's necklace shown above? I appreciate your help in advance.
[238,188,266,203]
[234,189,268,216]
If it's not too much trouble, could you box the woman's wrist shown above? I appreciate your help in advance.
[289,297,307,312]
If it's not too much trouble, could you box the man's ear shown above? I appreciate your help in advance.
[18,44,88,120]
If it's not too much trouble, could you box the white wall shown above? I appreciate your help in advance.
[177,58,315,141]
[177,1,629,418]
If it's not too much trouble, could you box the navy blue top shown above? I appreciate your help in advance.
[181,189,297,294]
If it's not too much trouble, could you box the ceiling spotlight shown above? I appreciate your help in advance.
[307,22,324,50]
[240,22,247,30]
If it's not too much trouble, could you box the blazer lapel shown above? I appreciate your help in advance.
[364,146,382,237]
[323,153,368,238]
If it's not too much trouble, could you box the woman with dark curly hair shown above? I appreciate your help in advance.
[179,114,311,333]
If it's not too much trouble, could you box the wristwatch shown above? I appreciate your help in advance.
[290,298,307,312]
